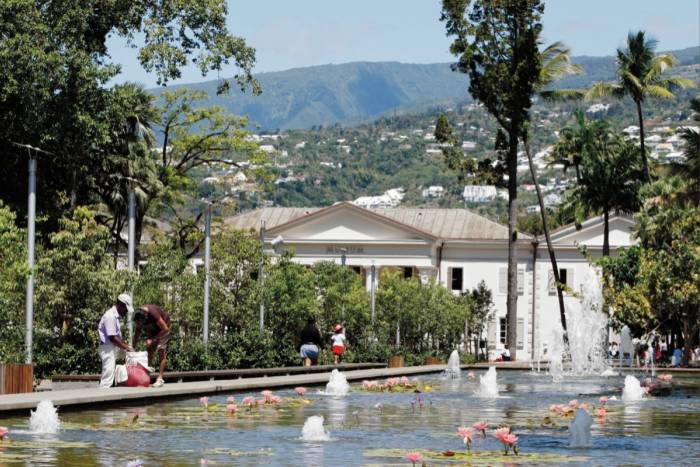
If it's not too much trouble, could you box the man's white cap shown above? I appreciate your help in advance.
[117,293,134,314]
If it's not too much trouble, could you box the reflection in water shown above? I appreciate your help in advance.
[0,372,698,466]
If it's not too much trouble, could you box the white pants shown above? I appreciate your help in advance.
[99,342,116,388]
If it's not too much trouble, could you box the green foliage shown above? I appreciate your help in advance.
[0,202,28,364]
[33,207,130,376]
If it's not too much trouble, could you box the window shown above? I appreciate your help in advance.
[403,267,413,279]
[351,266,362,274]
[450,267,463,291]
[499,267,524,295]
[499,317,507,344]
[548,268,575,295]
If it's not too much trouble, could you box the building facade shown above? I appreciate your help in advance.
[225,202,636,361]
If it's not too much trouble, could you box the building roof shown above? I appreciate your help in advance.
[224,202,529,241]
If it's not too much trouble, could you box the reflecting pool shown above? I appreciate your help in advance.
[1,370,699,466]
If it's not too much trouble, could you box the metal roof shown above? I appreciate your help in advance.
[224,203,528,240]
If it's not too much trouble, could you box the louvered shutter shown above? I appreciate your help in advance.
[516,318,524,350]
[487,319,497,349]
[567,268,575,290]
[517,268,524,295]
[548,269,556,295]
[498,267,507,294]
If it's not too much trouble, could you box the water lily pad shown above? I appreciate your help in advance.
[365,448,587,464]
[206,447,274,457]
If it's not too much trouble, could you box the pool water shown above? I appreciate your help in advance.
[1,370,699,466]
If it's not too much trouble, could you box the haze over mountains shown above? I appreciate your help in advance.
[152,46,699,131]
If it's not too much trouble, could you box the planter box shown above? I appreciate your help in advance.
[388,356,405,368]
[0,364,34,394]
[424,357,443,365]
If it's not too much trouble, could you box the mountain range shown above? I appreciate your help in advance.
[152,46,699,131]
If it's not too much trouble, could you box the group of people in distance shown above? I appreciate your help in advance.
[97,293,171,389]
[97,294,348,389]
[298,315,347,366]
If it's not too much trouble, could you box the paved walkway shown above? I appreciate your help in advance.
[0,364,447,415]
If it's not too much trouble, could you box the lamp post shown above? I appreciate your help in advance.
[259,221,266,331]
[370,261,376,326]
[12,142,53,364]
[202,201,212,345]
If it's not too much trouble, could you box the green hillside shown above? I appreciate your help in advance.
[152,47,698,131]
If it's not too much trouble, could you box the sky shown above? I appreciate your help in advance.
[108,0,700,88]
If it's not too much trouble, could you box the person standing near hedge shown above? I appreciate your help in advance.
[133,304,171,387]
[98,293,134,388]
[299,316,322,366]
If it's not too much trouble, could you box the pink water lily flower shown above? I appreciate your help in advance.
[502,433,518,446]
[199,397,209,408]
[256,399,266,407]
[599,396,609,405]
[658,374,673,382]
[226,396,235,404]
[261,390,273,402]
[405,452,422,466]
[295,387,307,397]
[0,426,8,440]
[269,395,281,404]
[401,376,410,386]
[467,371,475,379]
[494,427,511,443]
[227,403,238,414]
[457,426,475,450]
[241,396,255,407]
[568,399,578,407]
[473,421,488,437]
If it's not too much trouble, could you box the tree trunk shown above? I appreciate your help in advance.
[524,137,568,342]
[603,209,610,257]
[507,131,519,360]
[636,100,651,183]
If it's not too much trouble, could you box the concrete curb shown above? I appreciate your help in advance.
[0,364,447,414]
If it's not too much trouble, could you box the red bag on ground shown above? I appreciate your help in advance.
[126,364,151,387]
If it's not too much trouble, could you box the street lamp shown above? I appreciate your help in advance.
[202,200,213,345]
[11,142,53,364]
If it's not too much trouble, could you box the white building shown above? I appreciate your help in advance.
[422,186,445,198]
[463,185,497,203]
[225,203,636,361]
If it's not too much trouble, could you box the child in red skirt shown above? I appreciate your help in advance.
[331,324,347,364]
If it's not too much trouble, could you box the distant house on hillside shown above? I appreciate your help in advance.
[463,185,497,203]
[422,186,444,198]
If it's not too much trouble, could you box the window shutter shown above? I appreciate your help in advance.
[517,318,524,350]
[487,319,497,349]
[498,267,507,294]
[447,268,453,289]
[517,268,524,295]
[567,268,575,290]
[548,269,556,295]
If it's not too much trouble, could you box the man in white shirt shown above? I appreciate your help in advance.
[98,293,134,388]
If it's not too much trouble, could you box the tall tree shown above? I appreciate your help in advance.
[586,31,695,182]
[441,0,544,359]
[524,41,584,339]
[0,0,259,231]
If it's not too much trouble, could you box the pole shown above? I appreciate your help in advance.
[370,263,376,326]
[24,155,37,364]
[259,221,266,331]
[203,203,212,344]
[127,187,136,339]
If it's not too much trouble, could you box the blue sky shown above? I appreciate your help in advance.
[108,0,699,88]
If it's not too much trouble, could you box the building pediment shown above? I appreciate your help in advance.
[266,202,436,243]
[547,215,636,249]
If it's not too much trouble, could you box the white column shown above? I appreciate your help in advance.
[25,156,37,364]
[203,203,212,344]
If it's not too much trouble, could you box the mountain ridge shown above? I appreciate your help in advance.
[151,46,699,131]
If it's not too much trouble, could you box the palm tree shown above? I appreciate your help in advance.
[523,41,583,337]
[549,110,610,184]
[586,31,695,182]
[678,95,700,189]
[560,129,643,255]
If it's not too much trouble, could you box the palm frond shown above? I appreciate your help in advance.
[659,76,697,91]
[644,84,676,99]
[584,82,620,100]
